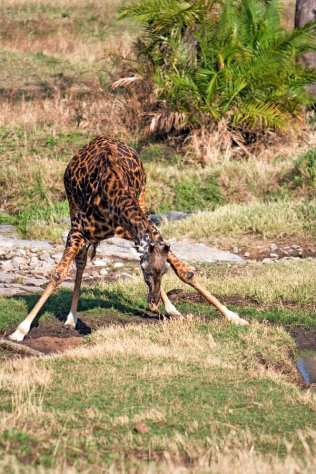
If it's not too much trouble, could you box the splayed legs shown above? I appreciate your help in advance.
[9,230,86,341]
[167,251,249,325]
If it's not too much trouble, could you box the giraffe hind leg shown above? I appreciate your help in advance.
[9,230,86,342]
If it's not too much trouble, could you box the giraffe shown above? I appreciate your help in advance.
[9,137,248,342]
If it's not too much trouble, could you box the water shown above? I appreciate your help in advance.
[297,350,316,385]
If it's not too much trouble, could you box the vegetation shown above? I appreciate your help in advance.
[118,0,316,137]
[0,1,316,471]
[1,262,316,471]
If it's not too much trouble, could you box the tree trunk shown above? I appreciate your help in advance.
[295,0,316,96]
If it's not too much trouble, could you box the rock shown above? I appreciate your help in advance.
[243,251,250,257]
[269,253,278,258]
[149,211,193,226]
[169,240,244,263]
[262,258,273,264]
[134,423,149,434]
[270,243,278,251]
[0,261,14,272]
[113,262,124,269]
[0,224,18,238]
[29,256,39,267]
[120,272,133,279]
[0,236,51,250]
[232,246,239,254]
[60,281,74,289]
[99,268,108,276]
[291,244,301,250]
[15,249,27,257]
[11,256,26,269]
[93,258,109,267]
[39,252,51,261]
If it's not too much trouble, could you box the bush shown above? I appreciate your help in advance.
[118,0,316,138]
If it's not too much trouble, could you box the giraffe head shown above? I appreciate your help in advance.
[139,240,170,312]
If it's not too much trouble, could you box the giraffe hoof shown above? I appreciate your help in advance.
[9,329,26,342]
[226,310,249,326]
[64,321,76,329]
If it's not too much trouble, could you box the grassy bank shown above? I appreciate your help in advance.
[1,262,316,471]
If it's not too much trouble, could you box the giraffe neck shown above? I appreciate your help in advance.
[114,194,159,247]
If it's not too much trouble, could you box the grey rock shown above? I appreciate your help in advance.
[60,281,74,289]
[269,253,278,258]
[0,236,52,251]
[270,243,278,251]
[93,258,109,267]
[113,262,124,269]
[0,261,14,272]
[262,258,273,264]
[243,252,250,257]
[0,224,18,238]
[169,240,244,263]
[98,237,243,264]
[291,244,301,250]
[149,211,193,226]
[11,257,25,269]
[232,246,239,254]
[100,268,108,276]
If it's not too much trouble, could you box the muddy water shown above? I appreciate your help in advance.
[297,350,316,385]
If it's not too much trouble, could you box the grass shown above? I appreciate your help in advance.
[0,293,315,470]
[162,199,316,244]
[0,1,315,470]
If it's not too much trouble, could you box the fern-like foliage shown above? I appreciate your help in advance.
[120,0,316,132]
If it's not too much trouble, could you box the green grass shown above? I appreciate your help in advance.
[162,199,316,243]
[0,314,315,471]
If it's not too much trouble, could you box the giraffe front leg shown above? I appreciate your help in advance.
[167,252,249,326]
[9,230,85,342]
[64,246,88,329]
[160,288,182,317]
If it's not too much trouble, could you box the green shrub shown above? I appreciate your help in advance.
[119,0,316,135]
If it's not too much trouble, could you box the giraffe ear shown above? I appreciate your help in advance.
[163,244,170,253]
[149,242,155,253]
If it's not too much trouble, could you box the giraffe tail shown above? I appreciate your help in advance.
[88,243,99,261]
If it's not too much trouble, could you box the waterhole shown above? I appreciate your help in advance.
[297,350,316,385]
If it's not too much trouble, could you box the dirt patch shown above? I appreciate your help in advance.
[22,336,81,355]
[290,328,316,350]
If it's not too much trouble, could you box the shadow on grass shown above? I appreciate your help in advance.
[8,286,159,336]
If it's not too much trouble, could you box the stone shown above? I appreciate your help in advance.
[100,268,108,276]
[93,258,108,267]
[29,256,39,267]
[291,244,301,250]
[262,258,272,264]
[232,246,239,254]
[120,272,133,280]
[39,252,51,261]
[0,224,18,238]
[15,249,27,257]
[269,253,278,258]
[0,261,14,272]
[11,257,25,269]
[270,243,278,251]
[243,251,250,257]
[113,262,124,269]
[134,423,149,434]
